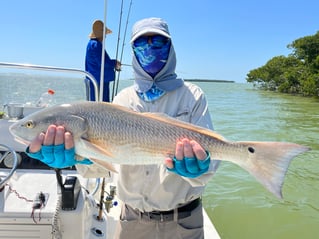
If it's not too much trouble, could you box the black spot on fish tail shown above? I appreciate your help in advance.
[248,147,255,153]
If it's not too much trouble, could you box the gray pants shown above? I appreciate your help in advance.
[113,201,204,239]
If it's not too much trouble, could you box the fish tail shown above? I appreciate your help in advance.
[237,141,310,198]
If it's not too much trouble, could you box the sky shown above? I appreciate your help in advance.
[1,0,318,83]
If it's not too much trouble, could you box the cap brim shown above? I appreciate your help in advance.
[106,28,112,34]
[131,28,171,43]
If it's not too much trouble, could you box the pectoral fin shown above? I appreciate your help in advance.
[89,158,118,173]
[80,139,113,158]
[74,138,115,170]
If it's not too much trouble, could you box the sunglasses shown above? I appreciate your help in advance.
[133,35,170,48]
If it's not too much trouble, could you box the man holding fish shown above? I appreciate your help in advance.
[14,17,308,239]
[26,17,219,238]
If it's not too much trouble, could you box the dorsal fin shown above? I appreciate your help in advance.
[142,112,226,141]
[105,103,226,141]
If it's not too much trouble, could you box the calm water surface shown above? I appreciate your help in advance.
[1,73,318,239]
[197,82,319,239]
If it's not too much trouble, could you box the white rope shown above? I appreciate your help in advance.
[51,194,62,239]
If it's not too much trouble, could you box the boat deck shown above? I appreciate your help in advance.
[0,167,220,239]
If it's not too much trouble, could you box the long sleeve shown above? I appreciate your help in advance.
[85,39,116,83]
[112,83,220,211]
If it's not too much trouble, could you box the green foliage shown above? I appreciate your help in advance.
[246,31,319,97]
[300,73,319,96]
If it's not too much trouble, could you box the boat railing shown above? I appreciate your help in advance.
[0,61,99,102]
[0,144,19,188]
[0,61,100,170]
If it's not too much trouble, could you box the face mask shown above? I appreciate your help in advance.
[133,35,171,77]
[137,83,166,102]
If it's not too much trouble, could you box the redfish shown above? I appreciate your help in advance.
[9,101,310,198]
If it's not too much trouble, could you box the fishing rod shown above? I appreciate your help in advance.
[99,0,108,102]
[111,0,124,101]
[112,0,133,101]
[96,0,108,219]
[114,0,124,72]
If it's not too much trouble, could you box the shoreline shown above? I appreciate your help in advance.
[184,79,235,83]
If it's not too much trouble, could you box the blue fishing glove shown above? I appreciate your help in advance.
[26,144,93,169]
[167,152,211,178]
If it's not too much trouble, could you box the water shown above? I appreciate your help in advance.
[196,83,319,239]
[1,73,318,238]
[0,71,88,106]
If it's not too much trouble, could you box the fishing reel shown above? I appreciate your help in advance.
[104,185,118,213]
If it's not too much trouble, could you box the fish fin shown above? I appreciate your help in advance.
[74,139,115,168]
[142,112,226,141]
[80,139,114,158]
[111,104,226,141]
[89,158,118,173]
[143,112,168,118]
[74,139,117,172]
[237,141,310,198]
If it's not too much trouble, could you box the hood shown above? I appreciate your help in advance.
[131,17,184,93]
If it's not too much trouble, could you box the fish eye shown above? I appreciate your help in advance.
[25,120,35,129]
[248,147,255,153]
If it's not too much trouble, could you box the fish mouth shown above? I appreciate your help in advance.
[13,136,30,146]
[9,124,31,146]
